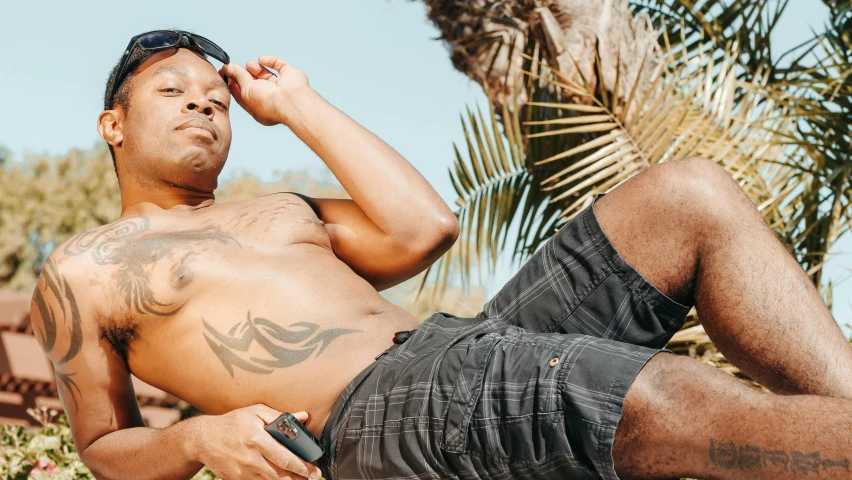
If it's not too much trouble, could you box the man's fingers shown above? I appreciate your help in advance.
[258,55,290,74]
[249,404,284,425]
[246,60,277,80]
[224,75,246,108]
[259,461,304,480]
[256,435,321,479]
[222,62,254,88]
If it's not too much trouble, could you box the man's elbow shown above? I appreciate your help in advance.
[78,449,108,480]
[412,213,459,255]
[436,212,460,245]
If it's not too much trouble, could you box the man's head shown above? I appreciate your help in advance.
[98,31,232,194]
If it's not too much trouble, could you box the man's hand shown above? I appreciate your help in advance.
[220,56,311,126]
[196,404,323,480]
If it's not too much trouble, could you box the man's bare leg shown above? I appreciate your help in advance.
[593,156,852,397]
[613,352,852,479]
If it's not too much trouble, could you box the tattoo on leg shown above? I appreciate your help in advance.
[32,258,85,412]
[65,217,240,315]
[709,439,850,475]
[203,312,360,376]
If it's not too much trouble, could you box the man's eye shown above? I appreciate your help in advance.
[212,100,229,111]
[161,88,181,94]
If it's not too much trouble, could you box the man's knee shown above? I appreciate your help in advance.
[605,156,749,233]
[612,352,763,479]
[646,156,742,208]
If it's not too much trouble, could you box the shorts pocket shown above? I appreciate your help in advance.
[440,333,501,454]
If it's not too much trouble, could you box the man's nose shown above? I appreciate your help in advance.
[182,95,214,117]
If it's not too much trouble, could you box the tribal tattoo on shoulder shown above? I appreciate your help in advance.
[64,217,239,315]
[203,312,361,376]
[32,258,83,413]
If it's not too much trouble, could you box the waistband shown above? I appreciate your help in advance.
[317,328,418,472]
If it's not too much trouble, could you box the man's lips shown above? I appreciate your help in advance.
[176,118,218,140]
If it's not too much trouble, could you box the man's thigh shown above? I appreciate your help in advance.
[480,194,692,349]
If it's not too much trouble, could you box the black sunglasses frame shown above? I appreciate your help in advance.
[108,30,230,106]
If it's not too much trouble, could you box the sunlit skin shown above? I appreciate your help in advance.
[32,47,458,480]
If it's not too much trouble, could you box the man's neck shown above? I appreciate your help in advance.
[119,176,216,218]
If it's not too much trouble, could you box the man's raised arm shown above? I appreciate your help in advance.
[30,253,321,480]
[222,57,460,289]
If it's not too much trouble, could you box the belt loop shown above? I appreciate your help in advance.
[376,329,417,361]
[393,330,415,345]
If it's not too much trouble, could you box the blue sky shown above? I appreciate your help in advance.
[1,0,848,323]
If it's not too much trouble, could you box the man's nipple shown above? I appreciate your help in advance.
[170,265,195,290]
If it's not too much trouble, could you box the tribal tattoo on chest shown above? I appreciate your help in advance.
[203,313,361,377]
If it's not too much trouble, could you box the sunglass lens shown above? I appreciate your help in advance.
[193,36,229,63]
[138,31,181,49]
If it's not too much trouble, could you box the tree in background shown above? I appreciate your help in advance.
[0,146,120,291]
[418,0,852,382]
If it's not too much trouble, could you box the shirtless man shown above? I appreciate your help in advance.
[30,30,852,480]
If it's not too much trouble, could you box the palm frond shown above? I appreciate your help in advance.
[630,0,790,81]
[528,45,803,236]
[421,41,810,299]
[418,93,537,298]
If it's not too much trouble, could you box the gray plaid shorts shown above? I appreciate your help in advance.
[318,195,693,479]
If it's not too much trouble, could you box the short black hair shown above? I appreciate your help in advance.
[102,31,208,170]
[103,47,157,168]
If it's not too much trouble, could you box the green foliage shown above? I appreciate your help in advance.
[0,146,121,290]
[0,409,218,479]
[1,414,90,480]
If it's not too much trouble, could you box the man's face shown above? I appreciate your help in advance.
[114,48,232,192]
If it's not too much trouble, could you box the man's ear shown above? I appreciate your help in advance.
[97,109,123,147]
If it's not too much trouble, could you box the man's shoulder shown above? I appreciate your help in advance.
[44,217,149,282]
[56,216,149,261]
[221,191,322,217]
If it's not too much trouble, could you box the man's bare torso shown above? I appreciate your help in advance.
[49,193,420,434]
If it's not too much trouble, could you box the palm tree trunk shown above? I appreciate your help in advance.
[422,0,662,109]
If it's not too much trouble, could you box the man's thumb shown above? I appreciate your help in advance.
[293,411,309,423]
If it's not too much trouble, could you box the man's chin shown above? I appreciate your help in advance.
[171,165,223,194]
[180,150,226,174]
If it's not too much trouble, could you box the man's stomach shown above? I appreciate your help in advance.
[122,248,422,436]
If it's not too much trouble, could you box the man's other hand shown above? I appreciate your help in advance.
[220,56,311,126]
[197,404,323,480]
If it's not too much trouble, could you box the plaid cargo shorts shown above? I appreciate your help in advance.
[318,194,693,479]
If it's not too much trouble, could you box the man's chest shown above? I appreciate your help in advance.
[70,195,332,323]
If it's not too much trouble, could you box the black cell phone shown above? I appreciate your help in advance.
[265,412,324,463]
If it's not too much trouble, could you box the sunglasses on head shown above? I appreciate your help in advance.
[108,30,230,106]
